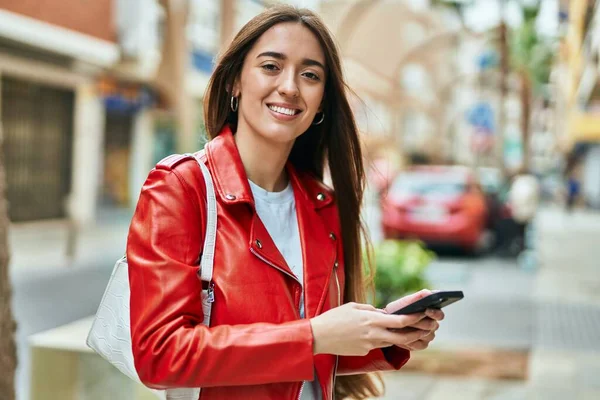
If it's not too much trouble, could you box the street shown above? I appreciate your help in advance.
[422,255,535,350]
[378,206,600,399]
[10,212,130,400]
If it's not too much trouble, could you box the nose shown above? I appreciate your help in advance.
[277,69,299,98]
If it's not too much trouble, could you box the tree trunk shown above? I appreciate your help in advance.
[520,71,532,173]
[0,124,17,399]
[220,0,236,49]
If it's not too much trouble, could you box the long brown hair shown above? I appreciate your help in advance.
[204,5,381,399]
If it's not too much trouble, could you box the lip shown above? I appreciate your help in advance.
[266,103,303,121]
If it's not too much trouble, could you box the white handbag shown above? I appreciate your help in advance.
[86,152,217,400]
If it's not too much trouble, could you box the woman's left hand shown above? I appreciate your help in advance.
[384,289,445,351]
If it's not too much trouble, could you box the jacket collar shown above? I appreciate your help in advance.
[205,125,335,209]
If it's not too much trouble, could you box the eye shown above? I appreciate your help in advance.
[302,71,320,81]
[261,63,279,72]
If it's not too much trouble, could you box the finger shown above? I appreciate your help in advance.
[385,289,433,314]
[408,330,435,343]
[382,332,435,351]
[406,339,430,351]
[406,317,438,332]
[425,308,445,321]
[422,331,436,342]
[386,327,428,337]
[382,327,430,347]
[404,331,436,351]
[374,312,428,329]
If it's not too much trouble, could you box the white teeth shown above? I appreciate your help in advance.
[268,105,297,116]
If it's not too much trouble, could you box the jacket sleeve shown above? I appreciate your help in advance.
[127,167,315,389]
[336,347,410,376]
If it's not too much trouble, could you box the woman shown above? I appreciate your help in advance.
[127,5,443,399]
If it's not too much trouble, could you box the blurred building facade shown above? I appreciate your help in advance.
[320,0,461,165]
[318,1,526,171]
[558,0,600,207]
[0,0,120,224]
[2,0,575,229]
[0,0,325,227]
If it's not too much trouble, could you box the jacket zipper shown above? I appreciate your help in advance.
[331,261,341,399]
[250,247,306,400]
[249,248,302,290]
[297,382,305,400]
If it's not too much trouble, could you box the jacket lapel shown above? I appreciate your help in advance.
[206,127,338,319]
[289,168,337,319]
[249,214,296,280]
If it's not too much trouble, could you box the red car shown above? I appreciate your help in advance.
[381,166,488,253]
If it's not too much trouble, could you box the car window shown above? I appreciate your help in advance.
[390,173,467,197]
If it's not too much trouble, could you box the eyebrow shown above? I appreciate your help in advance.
[257,51,326,71]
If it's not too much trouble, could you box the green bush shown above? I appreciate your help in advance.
[366,240,435,308]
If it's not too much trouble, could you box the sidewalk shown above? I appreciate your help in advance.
[10,208,133,400]
[527,206,600,398]
[9,208,132,277]
[379,206,600,399]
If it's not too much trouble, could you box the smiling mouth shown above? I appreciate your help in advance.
[267,104,302,116]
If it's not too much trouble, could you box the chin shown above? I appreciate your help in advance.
[258,121,308,144]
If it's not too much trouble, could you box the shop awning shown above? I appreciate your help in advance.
[570,112,600,143]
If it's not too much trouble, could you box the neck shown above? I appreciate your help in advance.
[234,126,294,192]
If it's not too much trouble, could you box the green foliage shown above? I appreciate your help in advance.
[430,0,475,15]
[434,0,555,96]
[516,0,542,20]
[430,0,475,26]
[510,4,555,94]
[366,240,435,308]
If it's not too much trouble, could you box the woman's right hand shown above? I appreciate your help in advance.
[309,302,434,356]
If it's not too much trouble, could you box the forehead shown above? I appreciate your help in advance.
[250,22,325,64]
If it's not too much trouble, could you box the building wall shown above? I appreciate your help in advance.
[560,0,600,207]
[0,51,106,224]
[1,75,75,222]
[0,0,116,42]
[564,0,600,145]
[70,83,105,224]
[129,110,155,206]
[583,145,600,207]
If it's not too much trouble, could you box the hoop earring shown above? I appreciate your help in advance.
[312,112,324,125]
[230,96,239,112]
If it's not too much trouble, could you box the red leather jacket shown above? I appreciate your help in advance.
[127,126,410,399]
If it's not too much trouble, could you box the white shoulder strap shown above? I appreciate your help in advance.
[164,151,216,400]
[190,151,217,290]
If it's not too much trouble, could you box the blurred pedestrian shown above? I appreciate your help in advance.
[493,172,540,257]
[564,153,582,212]
[126,5,443,400]
[508,173,540,224]
[566,174,580,212]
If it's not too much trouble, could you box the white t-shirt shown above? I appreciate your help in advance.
[248,179,322,400]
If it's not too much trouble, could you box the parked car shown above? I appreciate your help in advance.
[381,166,488,253]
